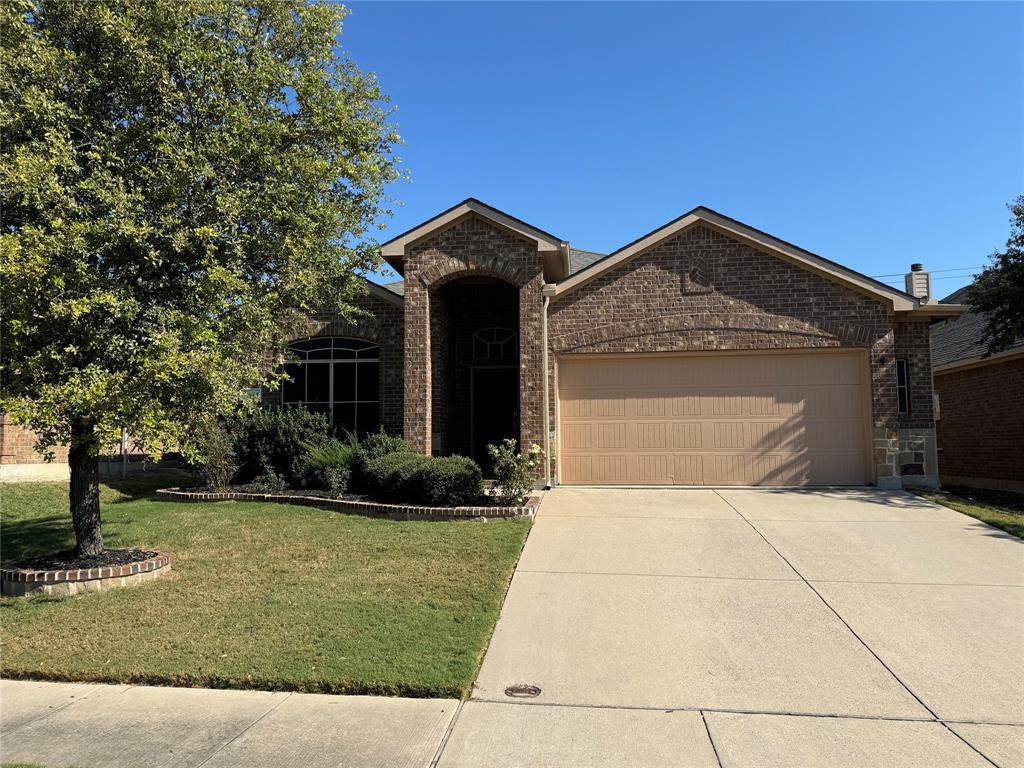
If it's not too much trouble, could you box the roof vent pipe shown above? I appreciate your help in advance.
[905,263,932,303]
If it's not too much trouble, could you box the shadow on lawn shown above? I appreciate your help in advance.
[0,514,75,565]
[103,469,194,504]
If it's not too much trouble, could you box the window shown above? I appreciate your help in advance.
[896,359,909,415]
[473,327,517,360]
[281,338,380,435]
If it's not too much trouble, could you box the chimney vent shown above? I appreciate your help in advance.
[905,263,932,302]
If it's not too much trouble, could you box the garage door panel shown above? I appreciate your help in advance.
[558,352,869,486]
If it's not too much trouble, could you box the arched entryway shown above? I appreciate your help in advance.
[429,277,520,468]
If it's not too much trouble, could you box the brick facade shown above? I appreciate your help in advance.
[5,207,943,491]
[935,356,1024,489]
[547,225,935,486]
[402,214,545,457]
[0,414,67,465]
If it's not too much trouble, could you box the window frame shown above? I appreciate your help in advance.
[281,337,381,434]
[895,358,910,415]
[472,327,518,360]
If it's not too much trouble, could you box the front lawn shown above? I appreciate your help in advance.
[0,475,530,698]
[919,485,1024,540]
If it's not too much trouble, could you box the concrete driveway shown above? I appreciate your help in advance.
[439,488,1024,768]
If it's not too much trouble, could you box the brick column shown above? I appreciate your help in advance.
[403,276,431,454]
[518,270,545,463]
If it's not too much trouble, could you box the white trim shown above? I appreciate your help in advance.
[551,207,919,311]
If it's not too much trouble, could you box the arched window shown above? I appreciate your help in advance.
[472,327,517,360]
[281,338,380,435]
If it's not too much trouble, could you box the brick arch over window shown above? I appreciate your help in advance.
[287,315,383,347]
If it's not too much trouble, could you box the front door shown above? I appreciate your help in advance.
[471,367,519,472]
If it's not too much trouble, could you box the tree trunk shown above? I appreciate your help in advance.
[69,420,103,557]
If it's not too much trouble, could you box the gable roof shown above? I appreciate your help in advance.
[380,198,570,282]
[552,206,921,311]
[931,283,1023,369]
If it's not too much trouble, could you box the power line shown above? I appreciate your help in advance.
[870,265,985,278]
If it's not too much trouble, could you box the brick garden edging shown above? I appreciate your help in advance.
[1,552,172,598]
[155,487,538,520]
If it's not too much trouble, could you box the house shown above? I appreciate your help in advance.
[266,198,963,489]
[931,285,1024,491]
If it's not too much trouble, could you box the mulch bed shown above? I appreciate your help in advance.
[9,548,160,572]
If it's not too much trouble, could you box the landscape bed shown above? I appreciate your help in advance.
[0,475,532,697]
[156,486,538,519]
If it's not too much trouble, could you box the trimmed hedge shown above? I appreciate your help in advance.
[363,452,430,501]
[363,452,483,506]
[413,456,483,506]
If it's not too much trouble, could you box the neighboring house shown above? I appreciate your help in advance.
[0,414,69,482]
[931,285,1024,491]
[265,198,962,489]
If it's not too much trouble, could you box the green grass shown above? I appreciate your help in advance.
[919,485,1024,539]
[0,475,530,698]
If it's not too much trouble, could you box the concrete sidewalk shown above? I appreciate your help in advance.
[1,680,458,768]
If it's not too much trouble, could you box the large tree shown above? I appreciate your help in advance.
[970,196,1024,354]
[0,0,400,556]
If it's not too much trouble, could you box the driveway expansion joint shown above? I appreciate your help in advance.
[712,490,944,722]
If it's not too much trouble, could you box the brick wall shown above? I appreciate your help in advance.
[271,289,405,435]
[935,356,1024,486]
[0,414,68,465]
[403,213,545,457]
[893,320,934,430]
[547,224,935,484]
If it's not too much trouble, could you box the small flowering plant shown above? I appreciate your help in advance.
[487,439,544,506]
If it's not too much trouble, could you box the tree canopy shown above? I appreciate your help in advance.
[0,0,400,554]
[970,196,1024,355]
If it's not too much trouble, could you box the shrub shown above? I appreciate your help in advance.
[231,407,332,486]
[411,455,483,506]
[302,440,357,495]
[363,451,483,506]
[349,428,410,492]
[363,451,430,501]
[359,428,411,462]
[251,470,287,493]
[487,439,543,506]
[192,420,238,490]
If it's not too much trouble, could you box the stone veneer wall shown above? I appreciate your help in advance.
[403,214,545,458]
[547,224,937,487]
[934,355,1024,490]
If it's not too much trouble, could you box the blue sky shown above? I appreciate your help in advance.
[342,2,1023,298]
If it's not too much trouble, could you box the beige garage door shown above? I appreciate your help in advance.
[558,351,870,486]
